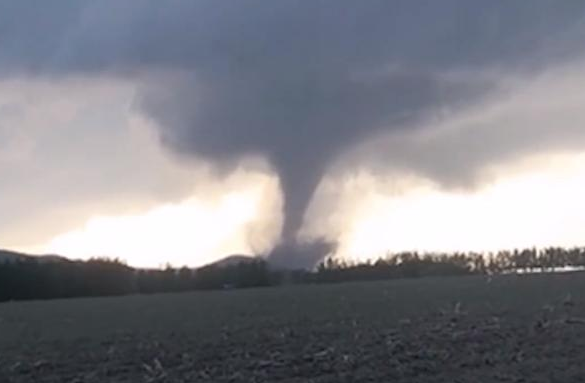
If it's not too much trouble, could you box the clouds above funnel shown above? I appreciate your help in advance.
[351,62,585,189]
[1,1,583,74]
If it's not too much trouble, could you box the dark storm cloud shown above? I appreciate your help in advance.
[1,0,584,249]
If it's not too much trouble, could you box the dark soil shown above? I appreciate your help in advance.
[2,273,585,382]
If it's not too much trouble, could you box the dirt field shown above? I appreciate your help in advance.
[2,273,585,382]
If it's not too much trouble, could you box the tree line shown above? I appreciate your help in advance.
[1,247,585,302]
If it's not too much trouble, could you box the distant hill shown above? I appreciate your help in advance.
[35,254,71,264]
[0,248,259,270]
[0,249,70,264]
[0,249,28,263]
[203,254,258,269]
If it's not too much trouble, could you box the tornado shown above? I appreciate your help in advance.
[1,0,582,267]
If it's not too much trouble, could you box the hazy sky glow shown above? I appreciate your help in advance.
[1,1,585,267]
[44,175,280,268]
[338,154,585,260]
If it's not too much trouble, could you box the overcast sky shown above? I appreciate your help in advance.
[1,1,585,267]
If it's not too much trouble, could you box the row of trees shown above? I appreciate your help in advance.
[0,258,135,301]
[1,247,585,302]
[313,247,585,283]
[0,257,276,301]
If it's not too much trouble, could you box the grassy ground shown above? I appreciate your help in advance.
[2,273,585,382]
